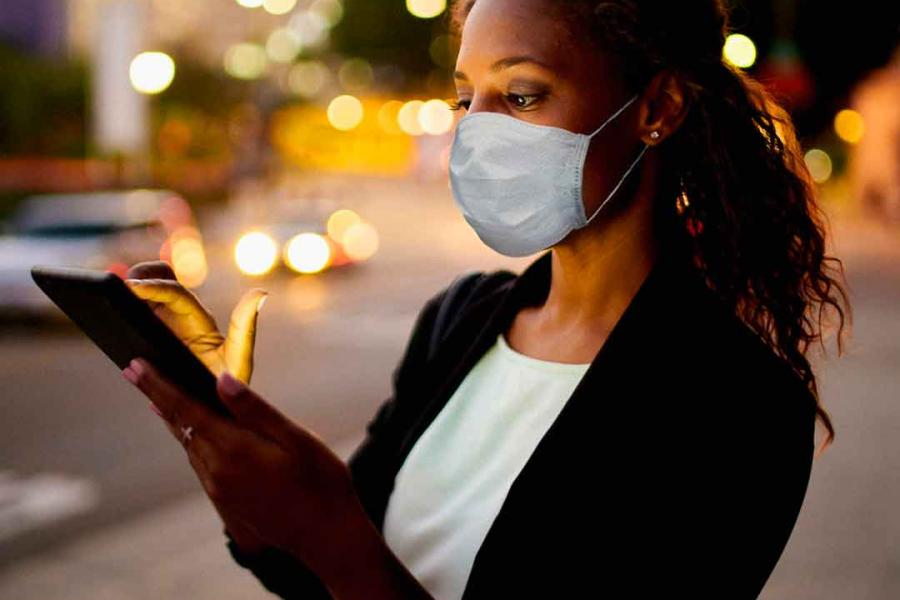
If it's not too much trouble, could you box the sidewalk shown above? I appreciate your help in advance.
[0,435,363,599]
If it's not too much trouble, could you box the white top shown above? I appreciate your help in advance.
[382,331,591,600]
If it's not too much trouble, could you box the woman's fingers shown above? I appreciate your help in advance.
[124,359,235,468]
[126,261,177,281]
[224,289,268,384]
[148,398,219,501]
[125,279,220,340]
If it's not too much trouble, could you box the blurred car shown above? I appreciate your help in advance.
[233,198,379,278]
[0,189,207,317]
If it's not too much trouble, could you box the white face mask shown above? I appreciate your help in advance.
[448,93,648,257]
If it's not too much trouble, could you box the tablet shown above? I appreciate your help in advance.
[30,265,232,419]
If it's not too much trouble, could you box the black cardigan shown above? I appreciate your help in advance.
[225,249,817,599]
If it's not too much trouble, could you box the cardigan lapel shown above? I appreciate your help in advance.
[458,251,705,597]
[386,249,697,518]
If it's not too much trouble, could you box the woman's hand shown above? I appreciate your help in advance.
[124,261,268,384]
[122,357,365,573]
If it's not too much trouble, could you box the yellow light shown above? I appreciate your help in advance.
[290,11,329,48]
[377,100,404,134]
[310,0,343,28]
[266,28,302,63]
[263,0,297,15]
[129,52,175,94]
[327,94,364,131]
[169,227,208,288]
[723,34,757,69]
[418,99,454,135]
[834,109,865,144]
[326,209,362,242]
[804,148,833,184]
[284,233,332,273]
[398,100,424,135]
[288,61,330,98]
[224,43,267,80]
[236,0,264,7]
[342,222,379,261]
[406,0,446,19]
[235,231,279,276]
[338,58,374,92]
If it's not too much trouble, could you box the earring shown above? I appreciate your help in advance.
[675,178,704,237]
[650,130,660,141]
[675,180,690,215]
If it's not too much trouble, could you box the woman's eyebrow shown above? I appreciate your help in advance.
[454,55,554,80]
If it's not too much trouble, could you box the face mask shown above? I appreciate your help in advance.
[448,93,648,257]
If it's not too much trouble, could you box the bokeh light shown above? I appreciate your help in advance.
[266,28,303,63]
[263,0,297,15]
[377,100,404,135]
[429,34,457,68]
[235,231,279,276]
[169,227,208,288]
[834,109,865,144]
[290,11,329,48]
[284,233,332,274]
[723,33,757,69]
[224,43,268,80]
[327,94,364,131]
[406,0,446,19]
[326,209,362,243]
[338,58,374,93]
[398,100,425,135]
[341,222,379,261]
[288,61,330,98]
[236,0,264,7]
[129,52,175,94]
[310,0,344,28]
[804,148,833,183]
[418,99,454,135]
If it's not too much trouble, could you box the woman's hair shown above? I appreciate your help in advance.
[450,0,851,458]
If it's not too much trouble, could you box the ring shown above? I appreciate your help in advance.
[180,425,194,446]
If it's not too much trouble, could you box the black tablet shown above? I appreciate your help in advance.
[30,265,232,419]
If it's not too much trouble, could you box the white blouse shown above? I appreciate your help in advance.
[382,331,591,600]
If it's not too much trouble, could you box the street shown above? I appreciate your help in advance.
[1,176,898,598]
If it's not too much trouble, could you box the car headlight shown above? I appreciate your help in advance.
[283,233,332,274]
[235,231,279,276]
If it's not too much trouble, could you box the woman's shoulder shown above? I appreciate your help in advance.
[673,276,817,426]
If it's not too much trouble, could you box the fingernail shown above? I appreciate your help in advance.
[130,359,144,376]
[220,371,243,396]
[256,294,268,314]
[149,402,164,418]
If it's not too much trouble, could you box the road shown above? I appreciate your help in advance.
[1,173,898,598]
[0,174,532,567]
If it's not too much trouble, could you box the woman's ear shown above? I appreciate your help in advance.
[638,69,690,145]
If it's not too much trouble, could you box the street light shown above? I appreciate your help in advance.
[407,0,446,19]
[129,52,175,95]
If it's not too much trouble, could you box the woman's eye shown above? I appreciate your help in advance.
[506,93,541,110]
[448,99,471,111]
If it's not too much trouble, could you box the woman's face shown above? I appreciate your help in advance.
[453,0,649,226]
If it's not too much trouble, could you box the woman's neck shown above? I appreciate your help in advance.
[542,159,661,334]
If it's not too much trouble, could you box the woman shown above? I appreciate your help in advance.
[121,0,851,598]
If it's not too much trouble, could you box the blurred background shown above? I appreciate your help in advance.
[0,0,897,598]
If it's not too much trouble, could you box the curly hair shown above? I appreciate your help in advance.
[450,0,852,458]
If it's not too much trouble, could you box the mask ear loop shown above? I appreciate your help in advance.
[584,142,650,225]
[581,92,646,226]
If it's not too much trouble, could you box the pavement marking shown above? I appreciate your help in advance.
[0,469,100,544]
